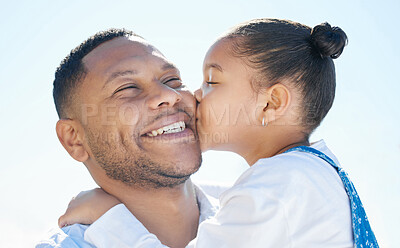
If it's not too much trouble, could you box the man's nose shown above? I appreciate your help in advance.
[194,89,202,102]
[147,83,182,109]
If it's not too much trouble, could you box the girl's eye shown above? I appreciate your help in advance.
[164,78,183,88]
[206,81,218,85]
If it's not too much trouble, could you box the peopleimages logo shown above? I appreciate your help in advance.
[85,130,229,145]
[79,102,319,128]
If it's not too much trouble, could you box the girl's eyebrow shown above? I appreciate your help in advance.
[205,63,223,72]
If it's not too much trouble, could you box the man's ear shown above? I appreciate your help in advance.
[56,119,89,162]
[257,83,291,124]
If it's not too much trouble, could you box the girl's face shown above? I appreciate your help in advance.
[196,38,262,152]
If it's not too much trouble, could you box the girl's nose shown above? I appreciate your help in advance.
[194,89,202,102]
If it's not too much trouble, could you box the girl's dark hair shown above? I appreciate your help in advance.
[223,19,347,133]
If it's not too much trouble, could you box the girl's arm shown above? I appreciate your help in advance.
[58,188,121,228]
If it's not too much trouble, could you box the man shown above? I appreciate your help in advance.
[37,29,218,247]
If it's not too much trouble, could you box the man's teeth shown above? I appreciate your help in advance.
[147,121,186,137]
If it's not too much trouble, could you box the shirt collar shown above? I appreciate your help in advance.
[193,184,219,223]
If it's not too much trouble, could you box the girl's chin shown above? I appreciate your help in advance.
[199,136,231,153]
[197,127,231,152]
[199,139,211,152]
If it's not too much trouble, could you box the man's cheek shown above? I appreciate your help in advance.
[118,103,141,126]
[81,104,98,125]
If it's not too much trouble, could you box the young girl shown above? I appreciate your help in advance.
[60,19,378,247]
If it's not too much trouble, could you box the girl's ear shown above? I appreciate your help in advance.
[56,119,89,162]
[257,83,292,125]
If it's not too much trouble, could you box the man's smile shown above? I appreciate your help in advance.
[140,111,196,142]
[146,121,185,137]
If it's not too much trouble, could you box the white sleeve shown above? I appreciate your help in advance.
[193,181,231,199]
[84,189,291,248]
[84,204,168,248]
[36,225,95,248]
[35,230,83,248]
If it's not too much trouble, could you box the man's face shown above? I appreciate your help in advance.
[77,36,201,188]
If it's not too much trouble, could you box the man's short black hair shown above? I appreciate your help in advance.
[53,28,142,118]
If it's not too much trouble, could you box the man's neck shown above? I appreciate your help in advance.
[107,179,200,248]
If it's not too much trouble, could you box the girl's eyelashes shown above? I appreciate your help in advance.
[206,81,218,85]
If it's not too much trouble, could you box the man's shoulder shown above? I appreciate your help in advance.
[36,224,95,248]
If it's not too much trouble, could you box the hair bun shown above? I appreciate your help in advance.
[310,22,348,59]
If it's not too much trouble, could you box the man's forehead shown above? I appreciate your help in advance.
[82,36,160,69]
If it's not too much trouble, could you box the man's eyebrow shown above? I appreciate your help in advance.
[205,63,223,72]
[162,62,179,71]
[104,70,137,85]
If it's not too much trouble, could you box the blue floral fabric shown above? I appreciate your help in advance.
[285,146,379,248]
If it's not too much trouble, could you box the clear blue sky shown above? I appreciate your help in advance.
[0,0,399,247]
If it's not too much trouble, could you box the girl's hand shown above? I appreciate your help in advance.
[58,188,121,228]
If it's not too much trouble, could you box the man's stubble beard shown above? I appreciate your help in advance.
[85,127,202,189]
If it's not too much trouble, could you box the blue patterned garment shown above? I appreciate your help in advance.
[285,146,379,248]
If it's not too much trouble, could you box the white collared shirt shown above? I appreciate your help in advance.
[83,140,354,248]
[36,184,220,248]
